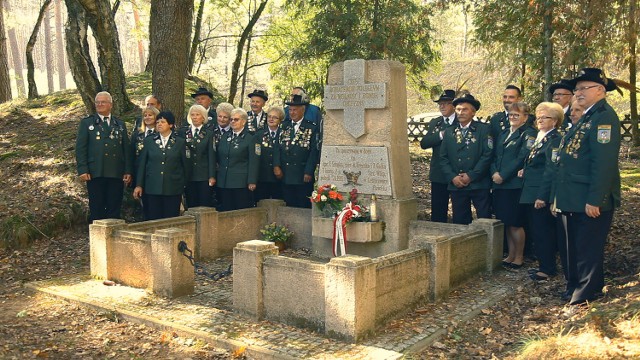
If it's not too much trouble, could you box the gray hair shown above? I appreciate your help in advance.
[216,102,234,116]
[535,102,564,129]
[267,106,285,121]
[95,91,112,103]
[188,104,209,125]
[230,108,248,121]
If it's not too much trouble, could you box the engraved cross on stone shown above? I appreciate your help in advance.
[324,59,387,138]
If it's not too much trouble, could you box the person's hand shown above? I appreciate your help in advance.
[517,169,524,178]
[586,204,601,218]
[534,199,546,209]
[549,202,558,217]
[492,172,503,184]
[133,186,143,199]
[248,183,256,191]
[208,177,216,186]
[123,174,132,185]
[303,174,312,183]
[273,166,283,179]
[459,173,471,185]
[452,176,466,188]
[79,173,91,181]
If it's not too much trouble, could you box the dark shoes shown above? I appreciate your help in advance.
[529,272,550,281]
[502,262,522,270]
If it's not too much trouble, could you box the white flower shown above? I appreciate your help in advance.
[330,185,337,190]
[320,195,327,202]
[311,191,318,198]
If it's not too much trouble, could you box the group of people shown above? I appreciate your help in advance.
[421,67,621,306]
[75,86,323,222]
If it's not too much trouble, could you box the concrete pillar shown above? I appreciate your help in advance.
[324,255,376,342]
[233,240,278,319]
[150,228,195,298]
[424,235,452,301]
[256,199,286,224]
[470,219,504,273]
[184,207,218,260]
[90,219,126,280]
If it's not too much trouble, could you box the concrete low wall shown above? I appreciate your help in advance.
[109,231,152,288]
[263,256,326,331]
[373,248,429,324]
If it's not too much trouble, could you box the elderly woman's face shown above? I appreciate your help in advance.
[190,111,205,127]
[217,111,231,127]
[142,111,156,127]
[267,111,282,130]
[535,110,558,132]
[508,109,526,129]
[230,113,246,132]
[156,118,172,134]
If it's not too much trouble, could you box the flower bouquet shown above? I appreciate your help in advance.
[310,184,344,216]
[260,222,293,251]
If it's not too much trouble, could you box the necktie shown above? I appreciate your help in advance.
[271,131,276,138]
[104,116,109,127]
[146,129,152,137]
[461,128,468,137]
[232,133,237,140]
[194,128,199,138]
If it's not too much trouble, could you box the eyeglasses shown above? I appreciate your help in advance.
[536,116,555,121]
[573,85,600,93]
[267,115,281,120]
[507,113,522,118]
[230,118,242,122]
[552,92,573,97]
[95,101,111,105]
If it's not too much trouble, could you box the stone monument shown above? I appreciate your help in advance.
[312,59,417,258]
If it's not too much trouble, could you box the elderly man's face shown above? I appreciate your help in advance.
[146,96,161,110]
[250,96,266,113]
[95,94,112,116]
[455,103,476,125]
[438,100,455,117]
[569,101,585,125]
[552,88,573,108]
[502,89,521,111]
[574,80,605,109]
[194,94,212,109]
[289,105,305,122]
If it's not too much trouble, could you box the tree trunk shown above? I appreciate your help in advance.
[239,34,252,108]
[44,5,55,94]
[54,0,66,90]
[227,0,268,104]
[27,0,53,99]
[76,0,134,116]
[5,1,25,97]
[188,0,205,74]
[0,0,12,103]
[64,0,101,112]
[149,0,193,125]
[131,0,145,73]
[630,0,639,147]
[542,0,554,101]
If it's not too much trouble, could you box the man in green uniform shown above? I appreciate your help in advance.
[420,89,458,222]
[440,94,493,225]
[75,91,132,222]
[489,85,522,140]
[554,68,621,305]
[274,94,319,208]
[246,89,269,132]
[549,79,574,131]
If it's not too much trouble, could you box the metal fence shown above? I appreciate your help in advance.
[407,114,637,142]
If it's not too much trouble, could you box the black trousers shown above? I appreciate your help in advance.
[527,205,558,276]
[255,181,284,203]
[565,210,614,304]
[185,181,213,208]
[218,188,254,211]
[283,183,313,208]
[450,189,491,225]
[430,181,450,223]
[145,194,181,220]
[86,177,124,222]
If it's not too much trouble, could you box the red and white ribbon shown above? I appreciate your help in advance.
[332,203,361,257]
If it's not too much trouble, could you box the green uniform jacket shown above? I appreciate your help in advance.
[136,132,188,196]
[520,129,561,204]
[247,111,267,133]
[216,130,260,189]
[273,118,319,185]
[420,115,458,183]
[76,114,132,178]
[490,125,536,189]
[440,121,494,191]
[130,127,155,180]
[256,128,281,183]
[489,111,508,140]
[178,126,216,181]
[553,98,621,212]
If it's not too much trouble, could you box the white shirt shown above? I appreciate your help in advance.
[99,114,111,126]
[191,125,202,135]
[161,132,171,148]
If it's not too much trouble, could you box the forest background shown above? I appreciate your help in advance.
[0,0,638,144]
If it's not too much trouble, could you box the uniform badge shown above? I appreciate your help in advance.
[255,143,261,155]
[526,136,535,150]
[89,125,94,131]
[551,148,559,163]
[597,125,612,144]
[186,149,191,159]
[487,136,493,150]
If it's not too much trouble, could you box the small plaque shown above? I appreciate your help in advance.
[317,146,392,196]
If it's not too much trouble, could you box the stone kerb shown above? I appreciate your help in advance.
[469,219,504,273]
[324,255,376,342]
[183,207,218,260]
[151,228,195,298]
[233,240,278,319]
